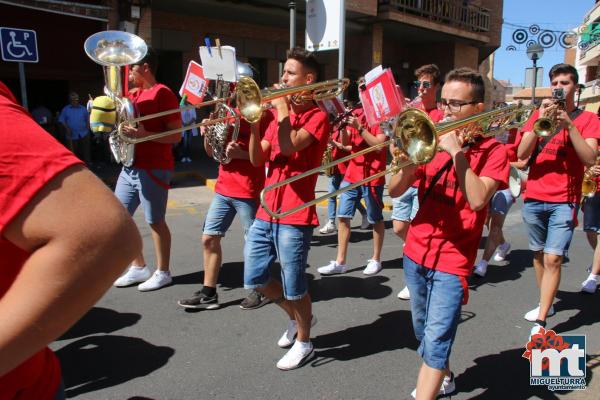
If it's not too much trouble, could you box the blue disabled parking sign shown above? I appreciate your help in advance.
[0,27,38,63]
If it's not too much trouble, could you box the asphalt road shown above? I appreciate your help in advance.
[50,178,600,400]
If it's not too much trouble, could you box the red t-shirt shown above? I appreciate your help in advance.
[215,112,273,199]
[129,84,180,170]
[331,125,349,175]
[0,81,81,400]
[521,109,600,203]
[256,106,329,226]
[344,108,387,187]
[403,137,509,276]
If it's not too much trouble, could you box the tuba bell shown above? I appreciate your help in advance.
[84,30,148,166]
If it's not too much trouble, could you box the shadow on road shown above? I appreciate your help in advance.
[468,249,533,291]
[311,310,418,366]
[550,290,600,334]
[57,307,141,341]
[56,335,174,398]
[310,274,393,302]
[455,346,593,399]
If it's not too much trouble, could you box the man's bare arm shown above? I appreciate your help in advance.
[0,165,142,376]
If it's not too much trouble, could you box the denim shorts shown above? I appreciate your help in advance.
[115,167,171,224]
[203,193,257,237]
[583,194,600,233]
[490,189,514,215]
[337,180,384,224]
[403,256,464,370]
[391,186,419,221]
[244,219,313,300]
[522,200,577,256]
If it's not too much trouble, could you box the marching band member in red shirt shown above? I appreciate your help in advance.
[518,63,600,335]
[389,68,509,399]
[246,48,329,370]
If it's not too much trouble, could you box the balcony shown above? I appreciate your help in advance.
[378,0,490,32]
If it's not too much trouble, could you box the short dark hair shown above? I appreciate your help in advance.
[549,63,579,85]
[286,47,319,80]
[138,47,158,74]
[415,64,441,85]
[444,67,485,103]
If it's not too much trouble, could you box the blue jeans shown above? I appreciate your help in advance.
[203,193,257,237]
[403,256,464,370]
[584,194,600,233]
[391,186,419,221]
[326,172,365,221]
[244,219,312,300]
[522,200,577,256]
[114,167,171,224]
[337,181,384,224]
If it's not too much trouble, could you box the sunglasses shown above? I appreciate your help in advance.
[414,80,431,88]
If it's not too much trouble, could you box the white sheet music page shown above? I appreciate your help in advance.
[199,45,237,82]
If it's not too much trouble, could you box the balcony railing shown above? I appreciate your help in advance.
[379,0,490,33]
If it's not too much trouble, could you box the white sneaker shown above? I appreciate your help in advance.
[277,315,318,348]
[524,304,555,322]
[493,242,511,262]
[319,220,336,234]
[276,340,314,370]
[360,214,371,230]
[318,261,348,275]
[530,323,545,340]
[473,261,488,277]
[581,278,599,294]
[397,286,410,300]
[411,372,456,398]
[138,271,172,291]
[114,265,152,287]
[363,259,382,275]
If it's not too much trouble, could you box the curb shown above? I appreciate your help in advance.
[205,179,394,211]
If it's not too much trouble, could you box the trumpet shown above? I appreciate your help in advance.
[532,88,566,137]
[260,103,536,219]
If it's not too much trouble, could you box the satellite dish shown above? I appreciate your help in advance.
[527,43,544,61]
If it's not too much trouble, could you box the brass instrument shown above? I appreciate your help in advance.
[112,77,350,145]
[236,76,350,123]
[260,103,536,219]
[582,156,600,198]
[84,30,147,166]
[532,88,566,137]
[322,142,335,177]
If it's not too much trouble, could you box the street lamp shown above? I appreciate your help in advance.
[526,43,544,104]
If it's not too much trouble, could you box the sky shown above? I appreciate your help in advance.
[494,0,596,87]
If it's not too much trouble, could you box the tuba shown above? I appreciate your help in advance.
[84,31,147,166]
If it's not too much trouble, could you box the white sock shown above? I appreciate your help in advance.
[295,340,312,350]
[587,273,599,282]
[131,264,146,269]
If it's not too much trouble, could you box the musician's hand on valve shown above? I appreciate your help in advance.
[199,118,210,136]
[590,165,600,177]
[348,116,361,130]
[270,83,289,111]
[555,108,573,130]
[438,131,463,157]
[225,142,243,160]
[539,99,554,119]
[122,123,148,138]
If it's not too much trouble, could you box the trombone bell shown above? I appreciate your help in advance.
[395,109,437,165]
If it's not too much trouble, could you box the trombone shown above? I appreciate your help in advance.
[117,76,350,143]
[260,103,536,219]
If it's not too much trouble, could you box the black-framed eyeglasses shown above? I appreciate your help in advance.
[439,99,478,113]
[414,80,431,89]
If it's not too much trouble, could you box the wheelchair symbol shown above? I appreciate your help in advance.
[6,31,33,59]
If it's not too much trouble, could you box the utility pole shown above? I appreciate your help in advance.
[289,1,296,48]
